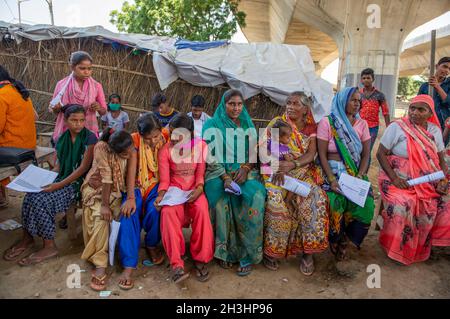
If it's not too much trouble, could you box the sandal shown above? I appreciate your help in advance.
[263,256,279,271]
[3,242,34,261]
[194,263,210,282]
[90,273,108,292]
[237,263,252,276]
[147,247,165,265]
[218,260,233,269]
[118,277,134,290]
[299,255,315,276]
[172,267,190,284]
[18,250,58,266]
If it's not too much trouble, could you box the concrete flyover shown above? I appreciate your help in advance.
[400,25,450,77]
[238,0,450,110]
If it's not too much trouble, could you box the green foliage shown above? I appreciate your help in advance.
[110,0,246,41]
[397,76,427,98]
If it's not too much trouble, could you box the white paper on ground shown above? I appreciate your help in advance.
[338,173,371,208]
[269,175,311,197]
[407,170,445,186]
[159,186,192,206]
[6,165,58,193]
[0,219,22,231]
[109,220,121,266]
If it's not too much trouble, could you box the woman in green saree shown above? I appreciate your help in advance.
[317,87,375,260]
[202,89,266,276]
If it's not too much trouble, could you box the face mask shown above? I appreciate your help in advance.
[109,103,121,111]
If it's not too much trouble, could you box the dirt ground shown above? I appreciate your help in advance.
[1,104,450,299]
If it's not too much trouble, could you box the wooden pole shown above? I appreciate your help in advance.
[429,29,436,97]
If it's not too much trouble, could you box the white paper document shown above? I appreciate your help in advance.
[269,175,311,197]
[0,219,22,231]
[159,186,192,206]
[6,165,58,193]
[109,220,121,266]
[338,173,371,208]
[407,170,445,186]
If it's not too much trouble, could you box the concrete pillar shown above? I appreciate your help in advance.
[337,0,450,115]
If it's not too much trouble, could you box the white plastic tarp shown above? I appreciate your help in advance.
[165,42,333,122]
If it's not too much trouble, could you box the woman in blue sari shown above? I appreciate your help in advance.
[317,87,374,260]
[202,89,266,276]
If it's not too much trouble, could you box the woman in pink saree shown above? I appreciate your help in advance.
[50,51,107,145]
[376,94,450,265]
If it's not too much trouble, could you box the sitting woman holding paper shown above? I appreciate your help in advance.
[3,105,97,265]
[377,94,450,265]
[110,113,168,290]
[154,114,213,284]
[262,92,329,276]
[80,129,137,291]
[50,51,107,145]
[317,87,374,261]
[202,89,266,276]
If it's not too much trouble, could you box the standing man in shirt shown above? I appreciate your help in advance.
[359,68,390,151]
[418,56,450,130]
[187,95,211,138]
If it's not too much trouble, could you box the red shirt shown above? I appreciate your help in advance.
[359,87,389,128]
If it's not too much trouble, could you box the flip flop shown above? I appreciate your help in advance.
[18,251,58,266]
[3,244,33,261]
[90,273,108,292]
[172,267,190,284]
[300,256,315,276]
[237,264,252,276]
[194,263,210,282]
[263,256,279,271]
[218,260,233,269]
[147,247,165,265]
[118,278,134,290]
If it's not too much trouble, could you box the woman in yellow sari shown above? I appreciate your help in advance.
[263,92,329,276]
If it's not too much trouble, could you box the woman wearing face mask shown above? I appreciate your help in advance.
[101,93,130,132]
[50,51,107,145]
[377,95,450,265]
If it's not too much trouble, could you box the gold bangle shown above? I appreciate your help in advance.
[328,175,336,183]
[222,175,232,181]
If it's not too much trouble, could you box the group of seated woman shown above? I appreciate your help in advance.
[2,53,449,292]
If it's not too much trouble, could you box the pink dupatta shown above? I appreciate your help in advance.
[52,75,103,142]
[397,117,441,201]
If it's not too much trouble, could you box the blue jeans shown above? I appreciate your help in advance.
[369,126,379,152]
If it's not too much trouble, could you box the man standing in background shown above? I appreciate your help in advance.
[359,68,390,152]
[418,57,450,131]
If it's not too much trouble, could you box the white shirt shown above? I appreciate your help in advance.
[187,112,211,138]
[380,121,444,158]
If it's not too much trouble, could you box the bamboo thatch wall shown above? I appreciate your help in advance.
[0,36,284,134]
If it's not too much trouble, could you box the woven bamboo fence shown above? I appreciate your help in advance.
[0,36,285,136]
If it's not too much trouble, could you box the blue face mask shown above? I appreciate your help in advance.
[109,103,121,111]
